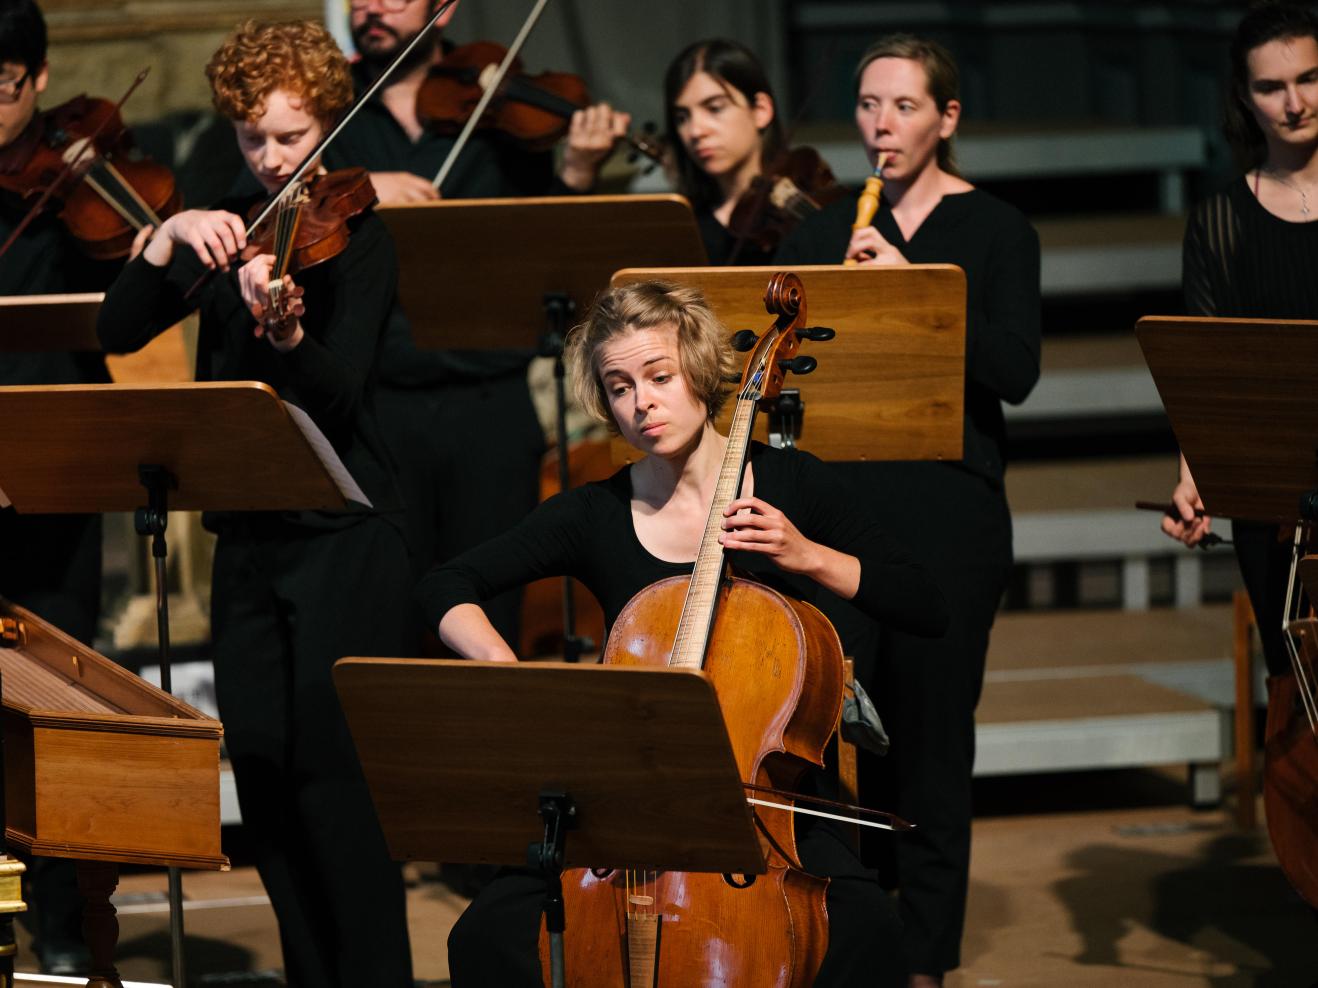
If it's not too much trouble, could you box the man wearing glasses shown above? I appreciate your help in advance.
[326,0,630,656]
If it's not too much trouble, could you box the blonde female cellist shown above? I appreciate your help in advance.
[419,280,948,987]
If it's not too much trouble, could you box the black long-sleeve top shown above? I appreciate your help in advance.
[1182,176,1318,319]
[95,195,403,527]
[418,441,949,640]
[324,57,572,388]
[1,179,116,386]
[775,189,1041,485]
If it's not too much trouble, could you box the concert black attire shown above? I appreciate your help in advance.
[1182,178,1318,678]
[1,134,117,974]
[323,58,569,652]
[96,199,413,988]
[693,205,774,266]
[775,188,1041,977]
[419,440,948,988]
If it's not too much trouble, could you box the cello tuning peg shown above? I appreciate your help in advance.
[731,329,759,352]
[780,355,817,375]
[796,326,835,342]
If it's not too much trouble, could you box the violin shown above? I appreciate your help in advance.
[540,274,839,987]
[420,39,664,185]
[0,83,179,261]
[418,40,590,152]
[241,167,377,320]
[726,146,849,258]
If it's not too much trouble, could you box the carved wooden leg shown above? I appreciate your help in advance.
[0,855,27,987]
[75,860,123,988]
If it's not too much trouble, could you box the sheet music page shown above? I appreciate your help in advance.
[281,402,373,508]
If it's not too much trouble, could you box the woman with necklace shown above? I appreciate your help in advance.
[1163,0,1318,679]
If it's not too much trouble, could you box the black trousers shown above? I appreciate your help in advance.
[828,461,1013,977]
[447,821,905,988]
[210,515,412,988]
[376,373,545,652]
[1232,520,1292,677]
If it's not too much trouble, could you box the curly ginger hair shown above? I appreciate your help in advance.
[206,19,353,122]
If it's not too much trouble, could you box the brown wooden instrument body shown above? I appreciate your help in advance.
[727,147,849,257]
[0,95,180,260]
[0,597,226,870]
[417,41,590,151]
[520,439,611,658]
[241,167,377,276]
[544,575,844,986]
[1263,667,1318,909]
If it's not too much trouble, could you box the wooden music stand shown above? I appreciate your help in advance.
[379,195,706,351]
[1138,315,1318,843]
[0,293,102,353]
[333,659,764,988]
[379,195,705,661]
[1137,315,1318,523]
[609,265,967,463]
[0,381,364,988]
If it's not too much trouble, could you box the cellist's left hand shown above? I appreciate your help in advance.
[720,496,820,573]
[239,253,305,351]
[720,496,862,600]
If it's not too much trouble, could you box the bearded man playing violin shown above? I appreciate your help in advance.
[97,20,414,987]
[329,0,628,202]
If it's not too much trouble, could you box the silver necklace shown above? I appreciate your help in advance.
[1262,168,1314,216]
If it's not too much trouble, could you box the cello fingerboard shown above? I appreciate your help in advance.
[669,395,757,671]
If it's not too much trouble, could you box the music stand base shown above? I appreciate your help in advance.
[132,465,186,988]
[528,789,577,988]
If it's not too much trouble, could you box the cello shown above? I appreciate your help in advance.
[541,272,843,987]
[1264,545,1318,908]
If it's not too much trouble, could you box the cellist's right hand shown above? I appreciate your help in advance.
[1162,452,1212,547]
[438,603,519,662]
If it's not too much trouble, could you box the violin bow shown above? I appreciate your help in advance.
[430,0,555,191]
[181,0,458,300]
[0,68,150,264]
[244,0,458,238]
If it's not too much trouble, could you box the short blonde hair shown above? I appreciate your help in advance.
[206,20,353,122]
[566,281,738,431]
